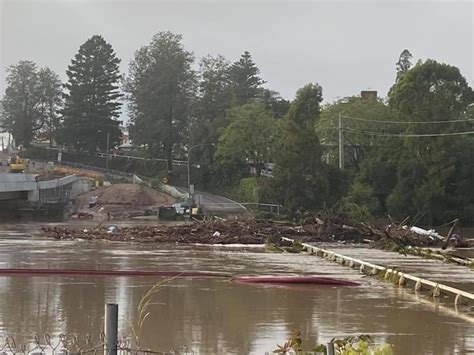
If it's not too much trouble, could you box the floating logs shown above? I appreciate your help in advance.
[38,215,454,248]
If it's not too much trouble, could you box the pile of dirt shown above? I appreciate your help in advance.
[78,184,175,208]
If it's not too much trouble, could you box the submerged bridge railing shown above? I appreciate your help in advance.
[282,237,474,309]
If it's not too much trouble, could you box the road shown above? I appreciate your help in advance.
[176,187,247,215]
[195,191,247,215]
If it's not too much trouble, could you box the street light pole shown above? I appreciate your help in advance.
[106,131,110,170]
[187,143,214,198]
[338,113,344,170]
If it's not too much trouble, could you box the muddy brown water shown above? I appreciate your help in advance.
[0,222,473,354]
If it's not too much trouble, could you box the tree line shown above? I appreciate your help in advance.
[1,33,473,225]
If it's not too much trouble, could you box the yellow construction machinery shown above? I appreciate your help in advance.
[9,156,28,173]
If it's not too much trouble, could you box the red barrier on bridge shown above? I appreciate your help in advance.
[0,268,228,278]
[0,269,359,286]
[232,275,360,286]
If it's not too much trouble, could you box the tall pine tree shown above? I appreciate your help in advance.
[63,35,122,152]
[229,51,264,105]
[190,55,232,166]
[125,31,196,171]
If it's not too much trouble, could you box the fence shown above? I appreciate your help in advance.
[241,202,281,214]
[55,161,135,182]
[43,147,188,168]
[0,305,194,355]
[0,335,193,355]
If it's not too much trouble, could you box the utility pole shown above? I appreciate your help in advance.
[187,143,214,200]
[338,113,344,169]
[106,132,110,170]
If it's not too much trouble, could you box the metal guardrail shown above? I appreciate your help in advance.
[56,161,135,180]
[281,237,474,308]
[241,202,281,214]
[197,203,246,211]
[193,202,280,214]
[44,146,188,167]
[249,167,273,178]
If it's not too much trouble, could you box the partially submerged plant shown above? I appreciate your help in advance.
[265,243,285,253]
[274,332,393,354]
[273,330,302,353]
[131,275,179,348]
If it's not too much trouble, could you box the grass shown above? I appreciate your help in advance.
[131,275,179,348]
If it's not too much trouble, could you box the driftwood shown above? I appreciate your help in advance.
[38,214,468,249]
[442,219,458,250]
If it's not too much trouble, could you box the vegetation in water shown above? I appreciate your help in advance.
[131,276,177,348]
[274,331,393,354]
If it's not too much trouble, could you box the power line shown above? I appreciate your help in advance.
[342,127,474,138]
[340,114,474,125]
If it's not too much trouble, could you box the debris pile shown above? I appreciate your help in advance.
[373,224,442,250]
[37,215,437,246]
[41,219,314,244]
[38,213,467,248]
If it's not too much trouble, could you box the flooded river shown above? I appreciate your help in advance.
[0,222,473,354]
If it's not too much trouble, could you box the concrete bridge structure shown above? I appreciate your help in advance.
[0,173,86,204]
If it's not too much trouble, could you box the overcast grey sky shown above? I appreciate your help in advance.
[1,0,473,109]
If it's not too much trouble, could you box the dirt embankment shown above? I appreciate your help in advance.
[75,184,175,218]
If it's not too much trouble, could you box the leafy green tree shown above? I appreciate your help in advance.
[317,96,393,169]
[215,103,275,177]
[229,51,264,105]
[257,89,290,119]
[387,59,473,224]
[63,35,122,152]
[354,143,401,213]
[272,83,330,213]
[208,157,248,188]
[1,60,62,147]
[443,128,474,223]
[125,31,196,171]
